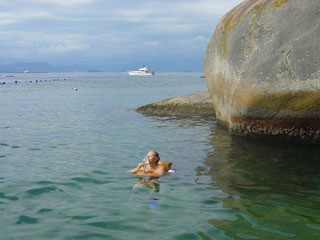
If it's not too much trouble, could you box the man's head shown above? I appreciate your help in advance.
[147,150,160,164]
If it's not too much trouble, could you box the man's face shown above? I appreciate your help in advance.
[147,151,158,163]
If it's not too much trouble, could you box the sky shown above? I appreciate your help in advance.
[0,0,242,72]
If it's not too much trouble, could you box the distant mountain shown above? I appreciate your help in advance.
[0,62,99,73]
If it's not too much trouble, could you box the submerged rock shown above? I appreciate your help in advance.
[204,0,320,143]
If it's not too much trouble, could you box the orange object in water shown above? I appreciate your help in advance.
[158,161,172,172]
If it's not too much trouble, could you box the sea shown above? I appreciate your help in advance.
[0,72,319,240]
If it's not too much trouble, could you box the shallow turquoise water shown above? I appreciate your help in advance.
[0,73,320,239]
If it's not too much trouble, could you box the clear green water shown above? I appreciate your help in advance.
[0,73,319,240]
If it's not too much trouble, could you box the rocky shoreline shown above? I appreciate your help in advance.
[136,91,215,117]
[136,91,320,143]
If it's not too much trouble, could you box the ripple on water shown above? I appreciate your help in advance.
[92,170,109,175]
[26,186,57,196]
[71,215,95,220]
[29,148,41,151]
[16,215,38,224]
[37,208,53,214]
[237,233,259,239]
[71,233,114,239]
[306,224,320,230]
[201,199,220,205]
[34,181,55,185]
[175,233,200,240]
[34,180,78,187]
[11,146,21,149]
[0,192,19,201]
[265,200,290,207]
[0,143,9,147]
[71,177,111,184]
[86,221,139,231]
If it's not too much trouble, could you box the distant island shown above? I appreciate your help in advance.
[0,62,100,73]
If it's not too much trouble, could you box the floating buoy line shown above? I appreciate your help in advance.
[0,78,75,85]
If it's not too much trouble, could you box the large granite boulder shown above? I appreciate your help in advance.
[204,0,320,142]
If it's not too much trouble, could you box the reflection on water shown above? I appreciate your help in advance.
[132,177,160,193]
[198,124,320,239]
[132,177,161,210]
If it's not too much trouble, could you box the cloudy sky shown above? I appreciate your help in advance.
[0,0,242,72]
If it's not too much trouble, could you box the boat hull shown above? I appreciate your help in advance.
[128,71,154,76]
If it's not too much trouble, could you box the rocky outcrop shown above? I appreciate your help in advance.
[136,91,215,116]
[204,0,320,142]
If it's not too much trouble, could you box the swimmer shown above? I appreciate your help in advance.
[129,150,166,177]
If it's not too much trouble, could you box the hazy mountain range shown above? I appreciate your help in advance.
[0,62,102,73]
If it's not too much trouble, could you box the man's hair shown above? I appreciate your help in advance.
[150,150,160,160]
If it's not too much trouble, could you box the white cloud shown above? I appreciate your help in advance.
[2,31,91,57]
[111,9,152,22]
[104,0,242,35]
[0,19,15,25]
[38,43,89,54]
[145,41,160,47]
[178,0,242,16]
[0,10,51,25]
[32,0,96,7]
[194,36,207,41]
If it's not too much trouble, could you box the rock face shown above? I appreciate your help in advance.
[204,0,320,142]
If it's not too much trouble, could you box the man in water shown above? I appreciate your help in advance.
[129,150,166,177]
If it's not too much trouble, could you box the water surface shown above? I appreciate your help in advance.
[0,73,319,239]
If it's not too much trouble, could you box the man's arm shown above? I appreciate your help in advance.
[135,165,166,177]
[129,162,144,173]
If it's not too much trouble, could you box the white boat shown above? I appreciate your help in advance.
[128,66,154,76]
[23,69,29,73]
